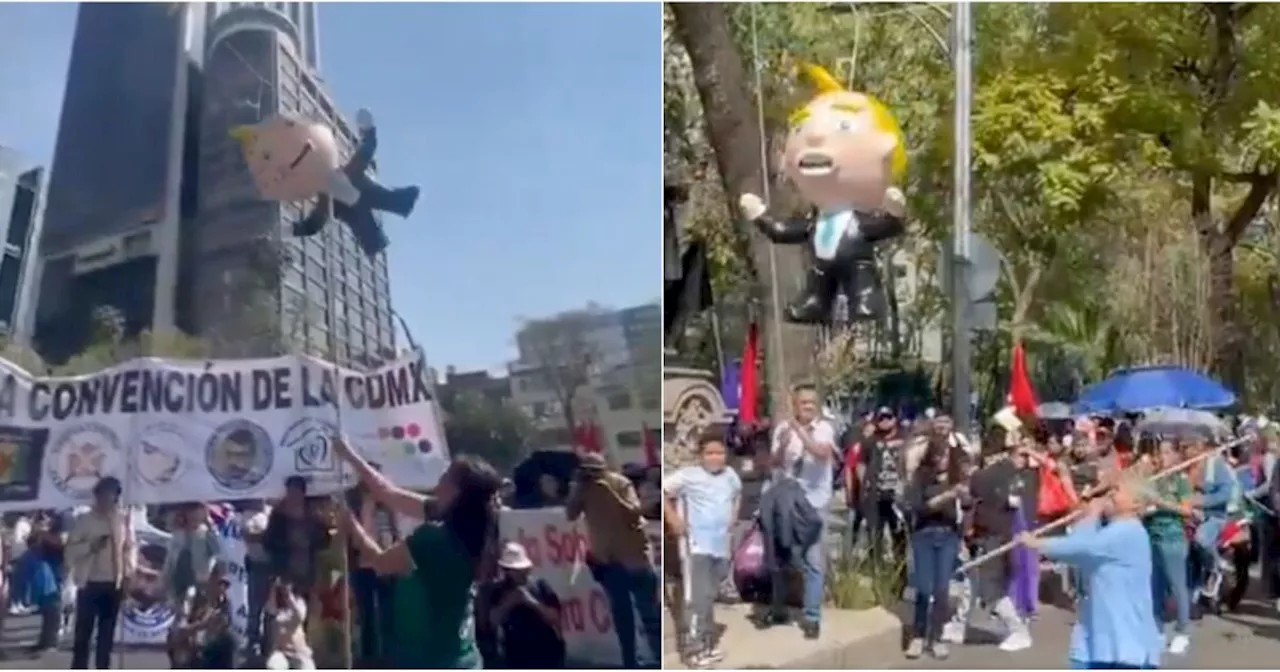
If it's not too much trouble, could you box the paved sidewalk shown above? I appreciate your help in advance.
[664,603,901,669]
[855,600,1280,669]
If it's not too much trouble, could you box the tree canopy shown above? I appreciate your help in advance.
[668,2,1280,413]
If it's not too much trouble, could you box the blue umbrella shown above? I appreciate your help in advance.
[1072,365,1236,414]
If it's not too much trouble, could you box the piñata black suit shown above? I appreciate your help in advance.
[295,110,420,258]
[750,206,904,324]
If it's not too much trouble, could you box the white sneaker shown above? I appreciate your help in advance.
[1273,597,1280,614]
[941,621,966,644]
[1168,634,1190,656]
[998,630,1033,652]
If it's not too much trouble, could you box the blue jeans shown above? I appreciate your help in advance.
[593,562,662,669]
[1150,537,1190,633]
[910,526,960,642]
[771,538,826,624]
[1194,516,1226,567]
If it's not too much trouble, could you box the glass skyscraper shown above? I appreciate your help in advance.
[30,2,395,366]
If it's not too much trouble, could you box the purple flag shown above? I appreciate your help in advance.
[721,359,742,413]
[1008,507,1039,618]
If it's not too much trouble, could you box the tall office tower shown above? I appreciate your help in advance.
[31,3,391,366]
[204,2,320,70]
[196,4,395,365]
[30,3,198,362]
[0,147,46,336]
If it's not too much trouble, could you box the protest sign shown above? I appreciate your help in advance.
[116,507,177,645]
[0,353,448,512]
[498,508,661,667]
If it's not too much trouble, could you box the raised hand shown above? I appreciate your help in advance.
[883,186,906,217]
[739,193,767,220]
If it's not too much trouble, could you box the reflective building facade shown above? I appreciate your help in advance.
[32,3,191,360]
[0,147,45,336]
[30,3,394,367]
[196,5,396,364]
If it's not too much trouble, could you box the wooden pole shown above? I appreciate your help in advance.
[956,435,1249,574]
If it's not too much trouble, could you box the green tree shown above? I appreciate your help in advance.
[441,391,533,474]
[667,2,1280,408]
[1045,2,1280,392]
[517,307,605,436]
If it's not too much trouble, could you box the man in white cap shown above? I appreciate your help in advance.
[482,541,565,669]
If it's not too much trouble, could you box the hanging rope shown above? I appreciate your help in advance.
[748,3,790,397]
[846,3,863,89]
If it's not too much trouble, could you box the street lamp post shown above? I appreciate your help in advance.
[950,3,975,433]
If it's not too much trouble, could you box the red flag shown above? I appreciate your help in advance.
[574,421,603,454]
[641,423,659,467]
[1008,341,1040,418]
[740,322,759,424]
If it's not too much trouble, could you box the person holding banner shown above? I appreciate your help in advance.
[348,467,402,667]
[66,476,135,670]
[264,477,332,604]
[162,504,222,610]
[243,504,273,657]
[333,437,501,669]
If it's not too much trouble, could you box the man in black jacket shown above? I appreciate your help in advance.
[856,408,908,592]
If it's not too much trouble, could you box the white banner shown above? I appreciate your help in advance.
[0,353,448,511]
[119,507,661,663]
[498,508,661,667]
[116,508,251,647]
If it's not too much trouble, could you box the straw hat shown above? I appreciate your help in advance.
[993,406,1023,437]
[497,541,534,571]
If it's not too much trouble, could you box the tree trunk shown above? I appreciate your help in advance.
[1008,266,1043,346]
[1194,170,1273,397]
[670,3,815,412]
[1191,4,1275,398]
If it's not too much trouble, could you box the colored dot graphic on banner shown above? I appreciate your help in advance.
[377,423,433,455]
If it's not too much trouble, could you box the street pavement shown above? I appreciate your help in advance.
[847,597,1280,669]
[0,613,168,669]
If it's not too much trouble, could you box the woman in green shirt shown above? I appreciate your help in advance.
[1144,438,1194,656]
[334,438,501,669]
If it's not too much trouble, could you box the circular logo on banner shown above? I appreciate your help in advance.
[119,602,175,644]
[47,423,123,500]
[136,423,189,487]
[281,418,339,475]
[205,420,273,492]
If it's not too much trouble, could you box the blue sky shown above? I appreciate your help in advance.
[0,2,661,372]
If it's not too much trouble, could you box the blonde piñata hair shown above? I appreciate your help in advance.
[792,63,907,181]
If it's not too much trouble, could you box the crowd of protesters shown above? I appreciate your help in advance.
[666,381,1280,669]
[0,439,662,671]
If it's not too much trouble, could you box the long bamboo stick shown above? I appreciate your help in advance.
[955,435,1250,574]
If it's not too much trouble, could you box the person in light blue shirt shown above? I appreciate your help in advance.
[664,431,742,669]
[1020,474,1163,670]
